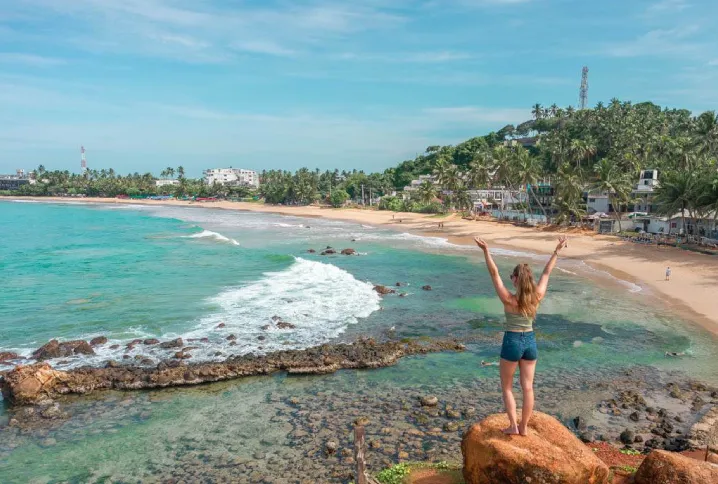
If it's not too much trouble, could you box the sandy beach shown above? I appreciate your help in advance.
[5,196,718,335]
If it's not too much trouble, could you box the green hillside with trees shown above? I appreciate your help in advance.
[7,99,718,229]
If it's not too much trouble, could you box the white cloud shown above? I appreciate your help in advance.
[600,25,704,58]
[0,53,67,66]
[646,0,690,14]
[421,106,531,124]
[335,50,472,63]
[6,1,406,63]
[232,41,297,57]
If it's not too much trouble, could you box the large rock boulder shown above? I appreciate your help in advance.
[0,363,65,405]
[31,340,95,361]
[462,412,609,484]
[634,450,718,484]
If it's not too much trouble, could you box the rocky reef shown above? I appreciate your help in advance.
[0,337,465,405]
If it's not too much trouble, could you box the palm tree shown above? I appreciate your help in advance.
[177,166,185,180]
[513,146,549,222]
[553,166,586,225]
[531,103,543,121]
[466,149,493,189]
[694,111,718,156]
[549,104,559,117]
[593,158,632,231]
[654,171,701,235]
[417,180,437,204]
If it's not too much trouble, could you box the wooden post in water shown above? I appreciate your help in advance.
[354,425,368,484]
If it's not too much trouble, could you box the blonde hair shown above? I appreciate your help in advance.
[512,264,540,318]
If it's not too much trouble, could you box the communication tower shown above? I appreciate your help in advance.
[579,67,589,110]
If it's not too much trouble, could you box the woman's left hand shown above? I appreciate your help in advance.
[474,237,489,251]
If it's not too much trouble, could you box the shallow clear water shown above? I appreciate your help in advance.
[1,200,716,483]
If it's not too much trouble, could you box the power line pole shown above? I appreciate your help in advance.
[361,184,365,205]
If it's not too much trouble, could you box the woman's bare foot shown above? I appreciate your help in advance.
[502,425,520,435]
[518,423,528,436]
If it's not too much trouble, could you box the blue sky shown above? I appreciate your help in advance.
[1,0,717,176]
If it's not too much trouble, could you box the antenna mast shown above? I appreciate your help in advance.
[81,146,87,173]
[579,66,589,110]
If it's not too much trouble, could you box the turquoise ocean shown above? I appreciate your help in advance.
[0,200,716,483]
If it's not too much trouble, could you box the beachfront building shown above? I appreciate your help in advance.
[204,168,259,188]
[633,169,659,213]
[469,188,523,211]
[633,210,718,238]
[401,174,440,199]
[155,179,180,187]
[0,170,30,191]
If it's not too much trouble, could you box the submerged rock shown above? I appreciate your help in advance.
[143,339,160,345]
[340,248,356,255]
[421,285,432,291]
[462,412,609,484]
[276,321,296,330]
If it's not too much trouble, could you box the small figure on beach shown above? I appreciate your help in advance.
[475,234,568,436]
[665,266,671,281]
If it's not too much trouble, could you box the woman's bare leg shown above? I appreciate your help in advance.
[518,359,537,436]
[500,358,520,434]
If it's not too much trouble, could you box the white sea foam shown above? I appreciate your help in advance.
[5,257,382,369]
[575,261,642,293]
[184,257,381,357]
[183,230,240,246]
[10,199,40,203]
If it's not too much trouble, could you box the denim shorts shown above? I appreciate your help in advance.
[500,331,538,362]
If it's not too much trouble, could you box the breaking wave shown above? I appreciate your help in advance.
[183,230,240,246]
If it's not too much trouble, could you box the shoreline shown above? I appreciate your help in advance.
[3,195,718,337]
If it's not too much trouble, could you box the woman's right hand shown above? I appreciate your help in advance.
[474,237,489,251]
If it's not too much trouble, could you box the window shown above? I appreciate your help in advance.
[644,180,649,185]
[588,198,596,203]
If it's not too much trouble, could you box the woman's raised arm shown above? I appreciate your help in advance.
[474,237,513,305]
[536,236,568,299]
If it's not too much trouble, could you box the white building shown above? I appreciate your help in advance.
[633,169,659,213]
[155,179,180,187]
[587,194,611,214]
[469,188,524,210]
[204,168,259,187]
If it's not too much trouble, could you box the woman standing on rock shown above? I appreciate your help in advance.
[474,235,568,436]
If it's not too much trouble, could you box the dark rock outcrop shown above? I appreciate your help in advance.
[373,285,396,295]
[143,339,160,345]
[0,352,21,363]
[1,338,465,405]
[276,321,296,330]
[31,340,95,361]
[159,338,183,349]
[421,285,432,291]
[340,248,356,255]
[89,336,108,346]
[320,249,336,255]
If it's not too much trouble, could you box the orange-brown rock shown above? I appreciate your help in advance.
[634,450,718,484]
[462,412,609,484]
[0,363,67,405]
